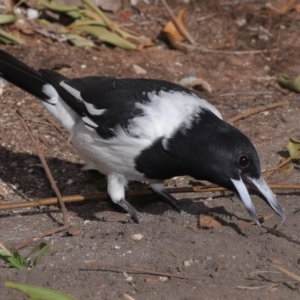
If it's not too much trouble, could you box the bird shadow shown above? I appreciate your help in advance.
[0,144,254,233]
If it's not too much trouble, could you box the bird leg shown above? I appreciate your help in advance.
[107,173,144,223]
[150,183,189,215]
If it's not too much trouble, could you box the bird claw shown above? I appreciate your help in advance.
[133,213,152,223]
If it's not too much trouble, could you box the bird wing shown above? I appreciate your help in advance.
[38,72,217,141]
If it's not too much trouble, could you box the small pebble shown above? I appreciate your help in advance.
[132,64,147,75]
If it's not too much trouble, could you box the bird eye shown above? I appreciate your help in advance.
[239,154,250,168]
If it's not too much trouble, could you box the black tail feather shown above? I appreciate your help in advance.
[0,50,48,100]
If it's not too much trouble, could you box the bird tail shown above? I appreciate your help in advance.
[0,50,49,101]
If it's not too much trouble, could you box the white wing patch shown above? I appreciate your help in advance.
[60,81,83,102]
[127,90,222,142]
[60,81,106,116]
[42,84,58,104]
[41,83,80,133]
[83,101,106,116]
[82,116,98,132]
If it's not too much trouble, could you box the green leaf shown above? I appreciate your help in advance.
[287,138,300,160]
[278,74,300,93]
[69,19,106,29]
[5,281,79,300]
[31,243,51,266]
[278,162,294,178]
[38,0,79,12]
[75,25,136,50]
[66,11,83,19]
[0,28,24,44]
[80,0,138,40]
[0,248,28,269]
[66,33,95,47]
[0,14,18,25]
[81,0,111,27]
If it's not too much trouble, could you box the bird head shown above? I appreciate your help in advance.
[169,111,285,225]
[201,126,285,226]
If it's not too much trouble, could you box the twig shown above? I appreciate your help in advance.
[273,265,300,282]
[85,261,202,280]
[1,184,300,212]
[160,0,196,45]
[174,43,278,54]
[236,284,277,290]
[226,100,289,124]
[16,110,69,227]
[219,91,274,97]
[15,225,68,251]
[239,214,273,229]
[31,107,69,140]
[196,13,217,22]
[265,148,300,178]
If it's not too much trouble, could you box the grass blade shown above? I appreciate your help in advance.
[0,14,18,25]
[0,28,24,44]
[75,25,136,49]
[5,281,79,300]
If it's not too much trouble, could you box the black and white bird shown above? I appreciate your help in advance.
[0,49,284,225]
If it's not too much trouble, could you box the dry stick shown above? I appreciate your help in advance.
[31,106,69,140]
[226,100,289,124]
[86,261,202,281]
[174,42,278,54]
[1,184,300,212]
[265,148,300,179]
[14,111,70,250]
[273,265,300,282]
[15,226,68,251]
[16,109,69,226]
[160,0,196,45]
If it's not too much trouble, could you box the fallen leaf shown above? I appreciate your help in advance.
[287,138,300,159]
[0,14,17,25]
[162,7,188,46]
[199,216,222,229]
[66,33,95,47]
[278,0,296,14]
[0,28,24,44]
[67,227,82,236]
[238,214,273,229]
[277,74,300,93]
[74,25,136,50]
[13,23,35,35]
[278,162,294,178]
[178,75,212,93]
[266,0,298,14]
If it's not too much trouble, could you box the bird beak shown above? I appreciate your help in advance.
[230,176,285,226]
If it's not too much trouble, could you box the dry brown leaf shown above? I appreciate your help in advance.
[137,38,156,50]
[217,263,228,270]
[162,7,187,45]
[239,214,273,229]
[266,0,298,14]
[278,0,296,13]
[199,216,222,229]
[13,23,34,35]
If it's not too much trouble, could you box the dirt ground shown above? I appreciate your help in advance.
[1,1,300,299]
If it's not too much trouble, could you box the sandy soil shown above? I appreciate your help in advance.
[1,1,300,299]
